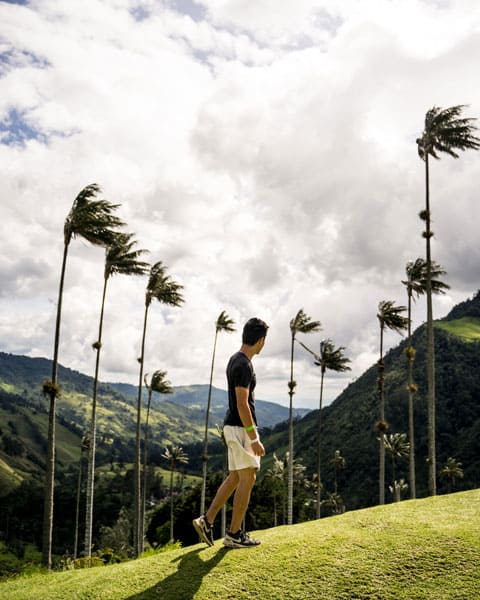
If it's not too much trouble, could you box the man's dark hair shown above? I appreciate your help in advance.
[242,318,269,345]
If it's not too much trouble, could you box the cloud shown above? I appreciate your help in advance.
[0,0,479,410]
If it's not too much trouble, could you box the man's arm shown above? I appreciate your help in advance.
[235,386,265,457]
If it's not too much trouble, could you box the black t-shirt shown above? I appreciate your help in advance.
[223,351,257,427]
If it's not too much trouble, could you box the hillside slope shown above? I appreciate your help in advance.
[1,489,478,600]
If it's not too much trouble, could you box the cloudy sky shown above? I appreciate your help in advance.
[1,0,479,411]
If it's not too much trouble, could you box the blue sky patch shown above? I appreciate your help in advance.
[0,108,78,147]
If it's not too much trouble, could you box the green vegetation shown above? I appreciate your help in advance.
[436,317,480,341]
[1,489,478,599]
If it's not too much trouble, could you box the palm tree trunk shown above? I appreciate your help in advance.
[74,446,84,560]
[169,466,175,543]
[42,238,69,568]
[201,330,218,515]
[425,154,437,496]
[379,324,385,505]
[135,303,149,556]
[287,334,295,525]
[392,455,396,498]
[407,291,416,499]
[316,370,325,519]
[85,275,108,558]
[141,388,153,550]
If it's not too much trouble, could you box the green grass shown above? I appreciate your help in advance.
[436,317,480,341]
[1,489,479,600]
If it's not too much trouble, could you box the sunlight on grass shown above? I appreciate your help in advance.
[1,489,478,600]
[436,317,480,341]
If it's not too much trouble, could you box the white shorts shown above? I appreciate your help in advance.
[223,425,261,471]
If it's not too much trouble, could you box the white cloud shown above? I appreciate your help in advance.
[1,0,479,411]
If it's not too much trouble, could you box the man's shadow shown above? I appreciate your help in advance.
[126,546,229,600]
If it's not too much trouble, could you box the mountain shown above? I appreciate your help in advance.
[258,290,480,510]
[2,291,480,501]
[108,381,309,427]
[0,353,309,494]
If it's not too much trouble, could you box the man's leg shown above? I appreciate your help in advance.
[205,470,239,525]
[193,471,239,546]
[229,467,256,533]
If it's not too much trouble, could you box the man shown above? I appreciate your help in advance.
[193,317,268,549]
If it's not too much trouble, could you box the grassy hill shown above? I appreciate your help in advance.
[1,489,478,599]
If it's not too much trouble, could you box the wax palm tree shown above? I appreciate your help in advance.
[384,433,410,502]
[200,311,235,516]
[287,309,321,525]
[162,445,189,542]
[84,233,149,559]
[388,479,408,503]
[377,300,408,505]
[298,339,350,518]
[42,183,124,568]
[264,453,286,527]
[330,449,346,495]
[402,258,449,499]
[322,491,345,515]
[440,457,464,493]
[416,104,480,496]
[134,262,184,556]
[141,370,173,547]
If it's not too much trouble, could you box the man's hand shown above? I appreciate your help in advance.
[251,440,266,457]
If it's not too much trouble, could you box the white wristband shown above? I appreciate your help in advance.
[250,436,259,444]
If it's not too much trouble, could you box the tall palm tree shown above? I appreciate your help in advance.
[141,370,173,548]
[162,445,189,543]
[42,183,124,568]
[134,262,184,556]
[298,339,350,518]
[402,258,449,499]
[264,453,286,527]
[416,104,480,496]
[287,309,321,525]
[377,300,408,505]
[330,449,346,496]
[84,233,149,559]
[200,310,235,516]
[384,433,410,502]
[440,457,464,494]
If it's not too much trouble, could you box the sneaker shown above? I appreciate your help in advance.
[192,515,214,547]
[223,530,261,549]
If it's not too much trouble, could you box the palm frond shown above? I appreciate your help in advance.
[417,105,480,161]
[146,261,184,307]
[377,300,408,334]
[384,432,410,456]
[105,233,150,278]
[298,338,351,373]
[65,184,125,246]
[162,445,189,465]
[146,370,173,395]
[216,310,236,333]
[290,308,321,336]
[402,258,449,298]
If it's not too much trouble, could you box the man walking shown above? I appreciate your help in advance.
[193,317,268,548]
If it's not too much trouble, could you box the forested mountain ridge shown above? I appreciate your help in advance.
[256,291,480,510]
[0,352,308,495]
